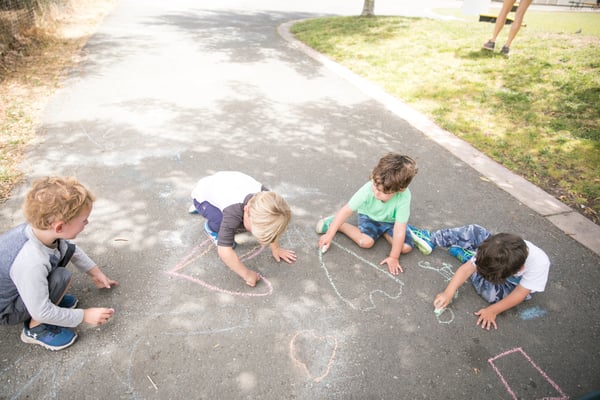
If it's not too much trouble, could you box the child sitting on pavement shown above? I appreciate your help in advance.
[408,224,550,330]
[316,153,418,275]
[0,177,118,351]
[190,171,296,287]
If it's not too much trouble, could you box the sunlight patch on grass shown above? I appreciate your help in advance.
[291,14,600,222]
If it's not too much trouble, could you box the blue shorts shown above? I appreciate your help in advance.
[193,199,222,233]
[357,214,414,248]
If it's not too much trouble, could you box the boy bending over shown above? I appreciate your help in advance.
[316,153,418,275]
[409,224,550,330]
[190,171,296,287]
[0,177,118,351]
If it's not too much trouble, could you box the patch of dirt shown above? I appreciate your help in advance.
[0,0,117,201]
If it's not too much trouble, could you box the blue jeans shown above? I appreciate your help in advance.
[357,214,414,249]
[431,224,522,304]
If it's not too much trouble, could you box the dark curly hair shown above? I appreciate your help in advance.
[475,233,528,284]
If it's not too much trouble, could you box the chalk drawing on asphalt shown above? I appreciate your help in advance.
[119,306,252,397]
[319,240,404,312]
[167,237,273,297]
[289,330,338,383]
[519,305,548,321]
[488,347,568,400]
[416,261,457,324]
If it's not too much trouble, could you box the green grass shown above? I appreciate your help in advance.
[291,10,600,223]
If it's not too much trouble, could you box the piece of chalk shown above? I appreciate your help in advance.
[434,307,446,317]
[321,245,329,254]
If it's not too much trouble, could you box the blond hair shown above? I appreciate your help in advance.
[247,191,291,245]
[23,177,96,230]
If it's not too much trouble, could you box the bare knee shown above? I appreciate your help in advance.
[358,237,375,248]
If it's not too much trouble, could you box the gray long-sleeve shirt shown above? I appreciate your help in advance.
[0,223,96,327]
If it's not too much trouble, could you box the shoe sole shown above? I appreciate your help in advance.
[20,330,78,351]
[410,233,433,255]
[315,216,333,234]
[203,222,218,245]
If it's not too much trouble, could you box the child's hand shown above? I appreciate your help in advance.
[475,307,498,330]
[83,307,115,326]
[244,270,261,287]
[271,247,297,264]
[433,292,452,310]
[88,266,119,289]
[318,232,335,251]
[380,256,403,275]
[92,274,119,289]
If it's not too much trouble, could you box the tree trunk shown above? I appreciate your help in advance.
[361,0,375,16]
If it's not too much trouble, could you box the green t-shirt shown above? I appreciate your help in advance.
[347,181,411,223]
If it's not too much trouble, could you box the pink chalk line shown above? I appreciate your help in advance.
[289,330,338,383]
[488,347,569,400]
[166,237,273,297]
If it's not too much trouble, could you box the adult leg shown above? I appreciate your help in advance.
[504,0,533,47]
[488,0,517,43]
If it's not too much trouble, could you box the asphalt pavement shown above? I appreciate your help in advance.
[1,0,599,399]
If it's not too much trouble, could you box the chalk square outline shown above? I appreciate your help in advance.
[488,347,568,400]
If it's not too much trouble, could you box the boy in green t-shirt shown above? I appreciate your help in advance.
[316,153,418,275]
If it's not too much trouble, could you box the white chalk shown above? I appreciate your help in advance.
[434,307,446,317]
[321,245,329,254]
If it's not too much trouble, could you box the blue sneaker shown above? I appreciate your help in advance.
[204,221,237,248]
[204,221,218,244]
[408,225,434,255]
[58,294,78,309]
[449,246,475,263]
[316,216,334,234]
[21,321,78,351]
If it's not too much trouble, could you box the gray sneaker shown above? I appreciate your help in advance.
[482,40,495,51]
[500,45,510,55]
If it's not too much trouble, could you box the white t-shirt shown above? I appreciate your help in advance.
[512,240,550,293]
[474,240,550,293]
[191,171,263,211]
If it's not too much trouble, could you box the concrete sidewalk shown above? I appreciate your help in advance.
[1,1,599,399]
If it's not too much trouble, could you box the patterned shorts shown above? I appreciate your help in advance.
[357,214,414,248]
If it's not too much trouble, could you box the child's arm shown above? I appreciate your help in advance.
[379,221,406,275]
[318,205,353,250]
[83,307,115,325]
[217,245,260,287]
[434,260,477,309]
[474,285,531,330]
[87,266,119,289]
[83,266,118,325]
[270,241,297,263]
